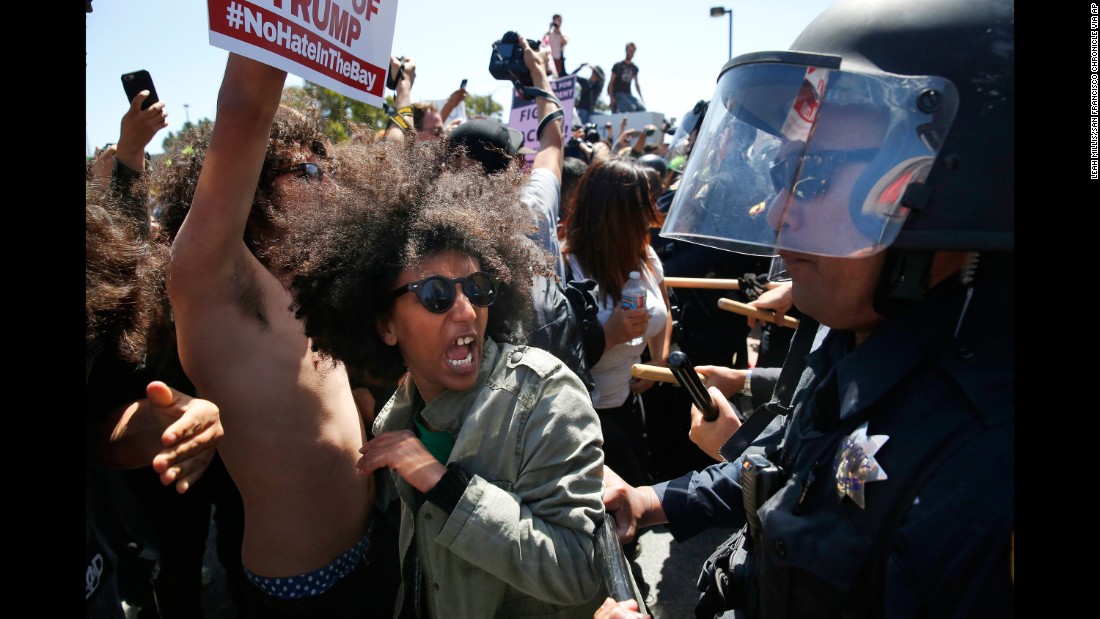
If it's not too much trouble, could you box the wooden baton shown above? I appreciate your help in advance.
[631,363,701,384]
[663,277,783,291]
[717,298,800,329]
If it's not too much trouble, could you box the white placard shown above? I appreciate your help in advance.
[206,0,398,109]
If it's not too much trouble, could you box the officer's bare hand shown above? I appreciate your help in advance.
[602,466,665,545]
[687,387,743,462]
[747,281,793,329]
[696,365,748,399]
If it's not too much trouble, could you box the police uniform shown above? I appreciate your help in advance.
[653,274,1014,618]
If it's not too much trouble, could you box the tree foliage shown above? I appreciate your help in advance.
[293,82,391,144]
[156,83,508,149]
[464,92,504,120]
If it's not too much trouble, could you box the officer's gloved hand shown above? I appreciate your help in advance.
[736,272,768,302]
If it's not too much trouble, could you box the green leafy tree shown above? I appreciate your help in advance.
[465,92,504,120]
[291,82,392,144]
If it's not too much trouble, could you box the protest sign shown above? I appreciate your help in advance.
[508,75,576,166]
[206,0,398,109]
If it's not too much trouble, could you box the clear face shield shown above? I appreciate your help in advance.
[660,52,958,258]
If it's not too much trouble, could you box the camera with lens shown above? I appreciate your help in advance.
[583,123,600,143]
[489,31,541,86]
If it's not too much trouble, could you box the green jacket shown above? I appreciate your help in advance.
[374,338,608,618]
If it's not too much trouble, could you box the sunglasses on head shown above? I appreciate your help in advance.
[272,161,326,182]
[768,148,877,201]
[420,126,443,137]
[391,271,499,313]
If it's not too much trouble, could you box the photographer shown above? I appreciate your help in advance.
[543,14,569,77]
[573,64,605,125]
[564,123,603,164]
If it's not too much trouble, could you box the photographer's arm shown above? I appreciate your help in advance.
[613,128,637,153]
[384,55,416,144]
[520,36,563,180]
[439,85,467,127]
[631,125,657,157]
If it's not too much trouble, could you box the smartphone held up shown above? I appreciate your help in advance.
[122,70,160,110]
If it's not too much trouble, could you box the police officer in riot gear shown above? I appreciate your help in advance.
[601,0,1013,617]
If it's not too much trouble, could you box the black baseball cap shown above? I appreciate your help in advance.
[447,119,535,175]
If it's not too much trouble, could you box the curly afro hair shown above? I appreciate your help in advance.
[269,135,555,383]
[141,103,333,263]
[86,188,172,364]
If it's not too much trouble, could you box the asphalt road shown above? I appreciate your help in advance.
[629,524,741,618]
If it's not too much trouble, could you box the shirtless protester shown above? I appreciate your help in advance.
[163,53,379,616]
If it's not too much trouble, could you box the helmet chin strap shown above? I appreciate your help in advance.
[872,248,984,340]
[871,247,933,317]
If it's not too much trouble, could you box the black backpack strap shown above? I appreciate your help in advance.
[721,315,820,459]
[562,258,606,367]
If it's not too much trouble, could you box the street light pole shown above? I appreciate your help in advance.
[710,6,733,59]
[184,103,191,125]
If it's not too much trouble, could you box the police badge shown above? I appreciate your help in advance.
[833,421,889,509]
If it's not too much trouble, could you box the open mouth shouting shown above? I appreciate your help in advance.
[446,335,478,370]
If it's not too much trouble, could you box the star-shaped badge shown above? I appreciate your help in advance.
[833,421,889,509]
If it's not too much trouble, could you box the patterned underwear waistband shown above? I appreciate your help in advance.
[243,526,372,600]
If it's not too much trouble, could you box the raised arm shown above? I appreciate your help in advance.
[115,90,169,172]
[168,53,286,296]
[438,84,467,126]
[630,125,657,158]
[384,55,416,144]
[613,128,638,153]
[520,35,563,180]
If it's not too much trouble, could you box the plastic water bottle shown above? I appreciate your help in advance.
[621,271,647,346]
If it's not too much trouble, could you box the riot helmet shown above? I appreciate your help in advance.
[636,153,668,177]
[661,0,1013,259]
[664,100,709,173]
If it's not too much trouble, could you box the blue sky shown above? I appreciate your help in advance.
[86,0,833,155]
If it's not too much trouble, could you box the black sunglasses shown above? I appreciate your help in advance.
[390,272,499,313]
[272,161,326,182]
[768,148,877,201]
